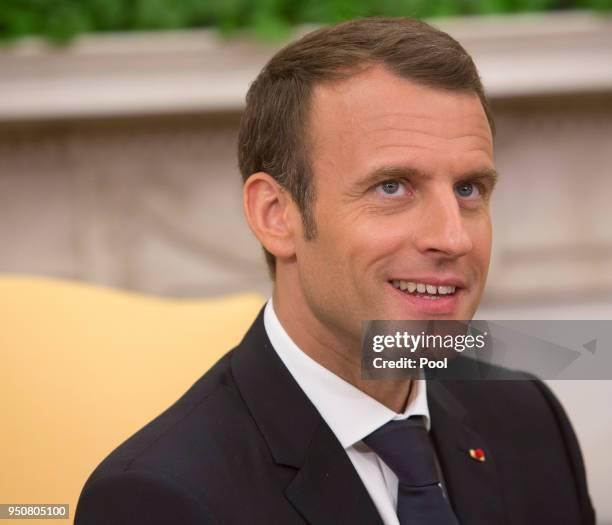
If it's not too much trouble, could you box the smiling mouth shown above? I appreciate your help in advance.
[389,279,459,300]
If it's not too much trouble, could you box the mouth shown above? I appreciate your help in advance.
[390,279,459,298]
[387,279,466,315]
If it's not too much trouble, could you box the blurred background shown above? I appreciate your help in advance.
[1,0,611,522]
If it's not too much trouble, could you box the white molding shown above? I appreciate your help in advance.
[0,12,611,121]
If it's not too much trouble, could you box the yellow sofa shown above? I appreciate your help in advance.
[0,276,264,523]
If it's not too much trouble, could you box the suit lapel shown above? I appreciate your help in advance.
[428,381,507,525]
[232,309,383,525]
[285,421,384,525]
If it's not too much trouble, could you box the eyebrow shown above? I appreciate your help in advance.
[353,164,499,191]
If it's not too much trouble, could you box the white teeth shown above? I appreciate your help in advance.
[391,281,457,295]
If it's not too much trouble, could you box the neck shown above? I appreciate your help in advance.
[272,287,413,414]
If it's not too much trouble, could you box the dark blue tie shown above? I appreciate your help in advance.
[363,416,459,525]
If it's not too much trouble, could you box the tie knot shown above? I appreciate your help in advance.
[363,416,439,487]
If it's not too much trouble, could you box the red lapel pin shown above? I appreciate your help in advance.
[469,448,486,462]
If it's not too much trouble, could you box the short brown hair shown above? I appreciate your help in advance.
[238,17,494,278]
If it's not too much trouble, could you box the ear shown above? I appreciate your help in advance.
[243,172,298,262]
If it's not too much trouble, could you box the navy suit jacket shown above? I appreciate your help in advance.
[75,309,595,524]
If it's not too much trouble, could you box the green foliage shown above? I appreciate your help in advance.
[0,0,609,45]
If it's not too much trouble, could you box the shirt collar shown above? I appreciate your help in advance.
[263,299,430,450]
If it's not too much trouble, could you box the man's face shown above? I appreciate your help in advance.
[292,65,495,344]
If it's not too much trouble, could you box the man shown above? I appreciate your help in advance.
[75,17,595,524]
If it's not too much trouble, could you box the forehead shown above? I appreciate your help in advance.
[307,65,493,176]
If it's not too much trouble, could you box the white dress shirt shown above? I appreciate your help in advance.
[263,299,431,525]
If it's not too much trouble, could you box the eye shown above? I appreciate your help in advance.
[454,181,481,200]
[375,180,407,197]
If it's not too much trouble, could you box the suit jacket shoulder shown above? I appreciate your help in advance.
[75,346,304,524]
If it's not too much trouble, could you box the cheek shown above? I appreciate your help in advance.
[297,229,349,288]
[305,217,397,292]
[468,214,492,269]
[343,221,408,278]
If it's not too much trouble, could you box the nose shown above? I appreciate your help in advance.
[414,188,473,259]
